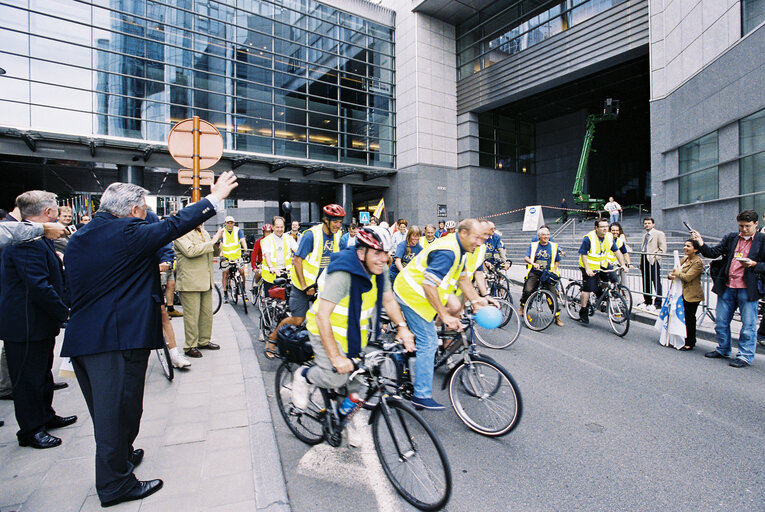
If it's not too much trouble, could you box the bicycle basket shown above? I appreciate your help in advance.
[540,270,560,285]
[268,286,286,301]
[276,325,314,364]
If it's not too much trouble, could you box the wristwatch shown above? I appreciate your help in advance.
[397,322,408,328]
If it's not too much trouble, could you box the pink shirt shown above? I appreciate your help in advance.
[727,235,753,288]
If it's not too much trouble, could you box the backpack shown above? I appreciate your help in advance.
[276,325,314,364]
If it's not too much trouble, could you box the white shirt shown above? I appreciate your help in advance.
[605,201,621,213]
[391,231,407,248]
[262,234,296,269]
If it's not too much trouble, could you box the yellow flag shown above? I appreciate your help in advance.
[372,198,385,219]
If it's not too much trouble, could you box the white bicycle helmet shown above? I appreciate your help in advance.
[445,220,457,229]
[367,226,394,253]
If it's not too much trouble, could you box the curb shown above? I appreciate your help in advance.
[224,306,291,512]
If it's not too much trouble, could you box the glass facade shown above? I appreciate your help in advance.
[678,132,718,204]
[739,108,765,214]
[456,0,626,80]
[476,112,534,173]
[0,0,395,168]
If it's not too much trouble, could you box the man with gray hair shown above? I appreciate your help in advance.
[62,172,238,507]
[0,190,76,449]
[520,225,564,327]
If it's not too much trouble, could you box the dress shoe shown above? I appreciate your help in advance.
[184,348,203,358]
[53,382,69,390]
[129,448,144,467]
[0,393,12,400]
[19,430,62,449]
[167,309,183,317]
[729,358,750,368]
[555,316,564,327]
[0,420,4,427]
[704,350,728,359]
[101,479,163,508]
[46,415,78,429]
[198,342,220,350]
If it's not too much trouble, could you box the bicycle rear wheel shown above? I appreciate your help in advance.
[155,339,173,381]
[491,283,511,302]
[523,289,556,331]
[607,293,630,337]
[616,284,632,312]
[474,299,521,349]
[239,280,248,314]
[275,361,324,445]
[212,285,222,315]
[372,398,452,511]
[564,282,583,320]
[232,280,240,305]
[448,357,522,437]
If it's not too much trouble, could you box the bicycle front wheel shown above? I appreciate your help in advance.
[523,289,556,331]
[155,339,174,381]
[275,361,325,445]
[616,284,632,312]
[474,299,521,349]
[607,293,630,337]
[372,398,452,511]
[564,281,583,320]
[448,357,522,437]
[212,285,222,315]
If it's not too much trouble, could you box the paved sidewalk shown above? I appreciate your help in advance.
[0,306,289,512]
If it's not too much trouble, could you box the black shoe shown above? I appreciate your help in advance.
[53,382,69,391]
[184,348,203,358]
[19,430,62,449]
[704,350,728,359]
[579,308,589,325]
[101,479,163,508]
[198,342,220,350]
[0,420,4,427]
[46,415,78,429]
[0,393,12,400]
[223,293,229,303]
[729,358,750,368]
[129,448,144,467]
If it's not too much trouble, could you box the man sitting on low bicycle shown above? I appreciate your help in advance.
[220,215,247,303]
[577,218,629,325]
[520,226,564,327]
[291,228,414,447]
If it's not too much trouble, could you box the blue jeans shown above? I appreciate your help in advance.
[714,287,758,363]
[396,295,438,399]
[609,213,620,224]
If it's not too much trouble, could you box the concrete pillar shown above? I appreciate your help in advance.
[117,165,144,187]
[335,183,353,224]
[309,202,320,222]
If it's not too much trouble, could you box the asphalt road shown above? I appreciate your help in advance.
[233,293,765,512]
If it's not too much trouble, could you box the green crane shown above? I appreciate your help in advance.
[572,98,620,211]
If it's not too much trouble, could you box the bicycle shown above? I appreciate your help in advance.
[258,275,291,342]
[522,270,560,331]
[473,297,522,349]
[564,268,631,336]
[484,257,513,302]
[275,349,452,511]
[154,337,173,381]
[375,306,523,437]
[221,257,249,314]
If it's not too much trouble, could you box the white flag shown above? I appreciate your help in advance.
[655,250,687,349]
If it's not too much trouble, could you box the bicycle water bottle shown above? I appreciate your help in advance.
[338,392,361,417]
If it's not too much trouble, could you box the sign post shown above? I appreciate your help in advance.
[522,205,545,231]
[168,116,224,203]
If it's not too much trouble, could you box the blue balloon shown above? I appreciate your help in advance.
[475,306,502,329]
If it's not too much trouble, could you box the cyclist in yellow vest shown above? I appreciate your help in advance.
[421,224,437,249]
[266,204,345,356]
[520,226,564,327]
[445,219,496,314]
[220,215,247,303]
[577,218,629,324]
[393,218,489,410]
[291,228,415,446]
[261,216,296,290]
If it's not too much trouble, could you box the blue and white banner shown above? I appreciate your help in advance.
[655,250,687,349]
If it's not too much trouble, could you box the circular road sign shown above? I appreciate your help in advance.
[167,118,224,170]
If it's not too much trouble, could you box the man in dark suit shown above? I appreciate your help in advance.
[0,191,77,448]
[62,172,238,508]
[691,209,765,367]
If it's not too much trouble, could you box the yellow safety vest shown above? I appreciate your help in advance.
[525,241,559,278]
[421,236,437,249]
[394,236,467,321]
[221,227,242,260]
[305,271,378,354]
[578,231,614,270]
[604,236,625,266]
[455,244,487,298]
[261,233,293,283]
[290,224,340,290]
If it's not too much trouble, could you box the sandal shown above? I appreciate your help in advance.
[264,343,279,359]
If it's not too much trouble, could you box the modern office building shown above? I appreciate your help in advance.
[0,0,762,235]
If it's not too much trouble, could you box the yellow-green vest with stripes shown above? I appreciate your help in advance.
[578,231,614,270]
[261,233,292,283]
[525,241,559,278]
[290,224,340,290]
[221,226,242,260]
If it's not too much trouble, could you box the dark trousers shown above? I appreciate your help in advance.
[683,299,700,347]
[521,273,560,317]
[4,338,56,440]
[72,349,150,502]
[640,256,663,307]
[758,304,765,338]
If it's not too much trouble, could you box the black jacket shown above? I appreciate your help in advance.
[698,232,765,299]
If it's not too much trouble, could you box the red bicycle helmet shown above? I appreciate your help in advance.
[322,204,346,218]
[355,228,384,251]
[262,223,273,232]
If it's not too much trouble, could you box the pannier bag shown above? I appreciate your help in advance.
[276,325,314,363]
[268,286,286,301]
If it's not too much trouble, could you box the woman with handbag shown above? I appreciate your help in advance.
[668,240,704,350]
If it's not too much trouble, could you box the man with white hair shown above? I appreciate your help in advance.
[520,226,564,327]
[62,172,238,507]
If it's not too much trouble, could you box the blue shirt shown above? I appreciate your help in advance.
[525,241,561,271]
[390,241,422,282]
[296,228,335,269]
[339,232,356,250]
[424,236,467,286]
[435,228,446,238]
[485,233,504,258]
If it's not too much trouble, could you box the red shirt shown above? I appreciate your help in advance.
[727,235,753,288]
[251,237,264,270]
